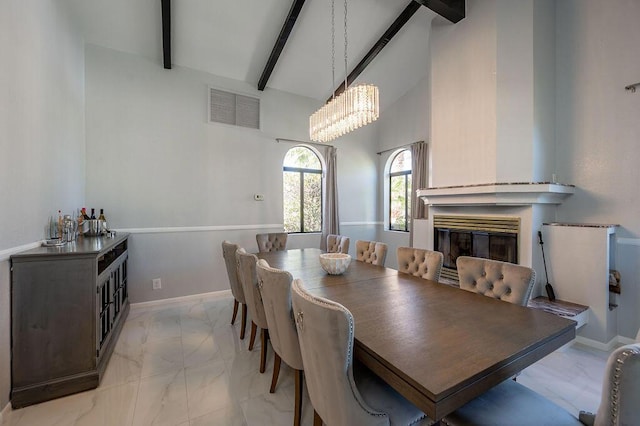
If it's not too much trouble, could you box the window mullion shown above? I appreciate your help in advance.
[299,171,305,233]
[405,174,410,232]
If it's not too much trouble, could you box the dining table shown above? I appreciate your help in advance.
[256,248,577,421]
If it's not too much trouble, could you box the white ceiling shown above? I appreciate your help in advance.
[63,0,436,110]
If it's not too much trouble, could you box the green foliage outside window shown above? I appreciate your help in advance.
[283,147,322,233]
[389,150,412,232]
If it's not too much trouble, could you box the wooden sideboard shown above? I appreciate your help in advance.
[10,233,130,408]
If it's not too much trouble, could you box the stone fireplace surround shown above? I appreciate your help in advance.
[414,182,575,297]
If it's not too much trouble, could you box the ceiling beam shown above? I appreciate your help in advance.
[161,0,171,69]
[413,0,465,23]
[327,1,420,103]
[258,0,307,91]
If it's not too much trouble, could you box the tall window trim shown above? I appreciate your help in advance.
[283,166,323,234]
[388,169,411,232]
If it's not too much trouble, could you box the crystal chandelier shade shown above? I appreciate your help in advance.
[309,83,379,143]
[309,0,380,143]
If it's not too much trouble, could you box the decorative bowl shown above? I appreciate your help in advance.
[319,253,351,275]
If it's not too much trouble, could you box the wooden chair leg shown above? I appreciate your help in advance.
[313,409,322,426]
[294,369,303,426]
[248,321,257,351]
[269,352,282,393]
[240,303,247,340]
[259,329,269,373]
[230,299,239,325]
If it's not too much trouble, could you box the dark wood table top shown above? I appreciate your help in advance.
[257,248,576,420]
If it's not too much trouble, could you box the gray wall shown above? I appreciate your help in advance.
[83,45,379,303]
[0,0,85,410]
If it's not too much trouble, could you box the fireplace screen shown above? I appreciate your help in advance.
[434,215,519,283]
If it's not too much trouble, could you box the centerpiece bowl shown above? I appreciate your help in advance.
[319,253,351,275]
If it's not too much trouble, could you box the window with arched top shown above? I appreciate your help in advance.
[388,149,412,232]
[283,146,323,233]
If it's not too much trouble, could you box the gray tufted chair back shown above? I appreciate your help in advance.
[222,241,245,304]
[591,343,640,426]
[291,279,390,426]
[255,259,303,370]
[256,232,288,252]
[456,256,535,306]
[397,247,443,282]
[327,234,350,254]
[236,249,268,330]
[355,240,388,266]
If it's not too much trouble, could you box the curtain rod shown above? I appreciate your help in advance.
[376,141,424,156]
[276,138,334,149]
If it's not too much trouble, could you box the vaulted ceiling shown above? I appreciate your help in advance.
[63,0,462,111]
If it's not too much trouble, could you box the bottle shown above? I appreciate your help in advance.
[57,210,63,239]
[82,207,90,220]
[98,209,108,234]
[90,208,96,219]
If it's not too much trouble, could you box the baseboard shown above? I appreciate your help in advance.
[574,334,636,351]
[130,289,232,309]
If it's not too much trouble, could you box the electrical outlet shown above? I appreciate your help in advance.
[254,194,265,201]
[152,278,162,290]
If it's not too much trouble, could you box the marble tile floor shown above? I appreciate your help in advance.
[2,293,611,426]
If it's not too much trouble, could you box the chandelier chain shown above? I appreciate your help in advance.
[343,0,348,90]
[331,0,335,100]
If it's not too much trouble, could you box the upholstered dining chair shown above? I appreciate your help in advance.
[443,342,640,426]
[236,248,270,373]
[355,240,388,266]
[222,240,247,339]
[327,234,350,254]
[256,232,288,252]
[291,278,431,426]
[255,259,305,426]
[456,256,535,306]
[397,247,444,282]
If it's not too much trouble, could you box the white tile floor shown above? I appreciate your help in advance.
[2,293,610,426]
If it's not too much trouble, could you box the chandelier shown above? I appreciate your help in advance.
[309,0,379,143]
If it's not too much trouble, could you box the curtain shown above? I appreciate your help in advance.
[321,146,339,251]
[410,141,428,246]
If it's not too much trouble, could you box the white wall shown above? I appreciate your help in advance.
[0,0,85,410]
[84,45,379,303]
[555,0,640,339]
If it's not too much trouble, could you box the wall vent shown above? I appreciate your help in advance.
[208,88,260,129]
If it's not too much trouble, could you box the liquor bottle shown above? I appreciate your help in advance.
[90,208,96,219]
[82,207,90,220]
[57,210,63,239]
[98,209,108,233]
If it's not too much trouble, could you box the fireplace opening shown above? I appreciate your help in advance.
[433,215,519,284]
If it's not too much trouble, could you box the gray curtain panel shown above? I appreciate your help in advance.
[321,146,339,251]
[410,141,428,246]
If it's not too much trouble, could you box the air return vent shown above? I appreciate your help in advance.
[208,88,260,129]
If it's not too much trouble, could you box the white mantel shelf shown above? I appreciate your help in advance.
[417,182,575,206]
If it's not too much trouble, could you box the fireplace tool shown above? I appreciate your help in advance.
[538,231,556,302]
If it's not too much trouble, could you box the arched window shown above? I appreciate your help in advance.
[388,149,412,232]
[283,146,323,233]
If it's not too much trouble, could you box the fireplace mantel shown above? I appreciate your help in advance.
[417,182,575,206]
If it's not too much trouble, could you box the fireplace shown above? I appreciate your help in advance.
[433,215,519,283]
